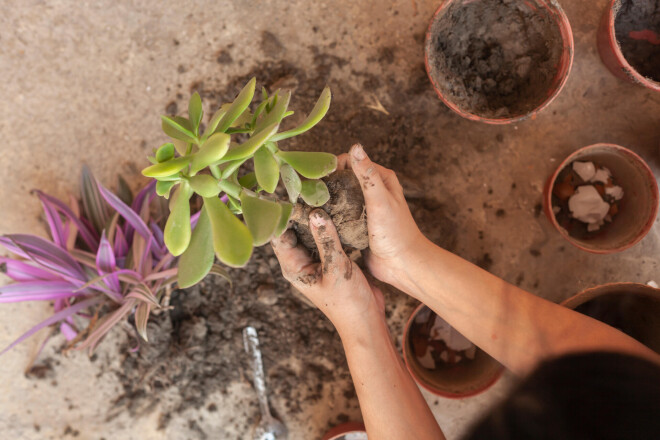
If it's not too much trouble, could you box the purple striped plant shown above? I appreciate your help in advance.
[0,166,215,356]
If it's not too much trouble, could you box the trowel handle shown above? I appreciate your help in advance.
[243,326,272,419]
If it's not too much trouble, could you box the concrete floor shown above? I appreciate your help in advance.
[1,0,659,439]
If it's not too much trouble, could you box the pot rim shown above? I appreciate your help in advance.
[543,143,659,254]
[402,303,504,398]
[424,0,575,124]
[601,0,660,92]
[561,281,660,309]
[322,422,367,440]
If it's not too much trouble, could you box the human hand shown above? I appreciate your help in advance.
[337,144,426,289]
[271,209,385,334]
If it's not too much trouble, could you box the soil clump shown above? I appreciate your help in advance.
[614,0,660,82]
[291,170,368,255]
[426,0,563,118]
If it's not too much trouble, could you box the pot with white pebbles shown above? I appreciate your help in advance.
[544,143,659,253]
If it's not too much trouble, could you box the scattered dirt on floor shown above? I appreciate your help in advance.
[614,0,660,82]
[426,0,563,118]
[292,170,368,254]
[111,45,458,437]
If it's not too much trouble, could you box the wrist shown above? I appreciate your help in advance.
[335,300,386,344]
[388,234,434,296]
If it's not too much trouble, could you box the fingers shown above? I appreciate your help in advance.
[271,230,315,281]
[309,209,351,279]
[336,153,350,171]
[349,144,401,204]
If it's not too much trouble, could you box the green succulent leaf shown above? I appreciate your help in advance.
[190,132,230,174]
[188,174,220,197]
[164,182,193,256]
[270,86,331,142]
[202,109,227,140]
[220,157,249,179]
[215,77,256,133]
[209,264,232,286]
[204,196,253,267]
[273,202,293,238]
[254,90,291,134]
[162,115,197,143]
[218,180,242,200]
[172,139,190,156]
[253,147,280,193]
[276,151,337,179]
[238,172,258,189]
[300,179,330,207]
[188,92,203,133]
[142,156,191,178]
[240,191,283,246]
[280,164,302,202]
[177,205,215,288]
[156,180,177,198]
[221,122,279,161]
[156,143,176,163]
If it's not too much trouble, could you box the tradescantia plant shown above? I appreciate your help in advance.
[143,78,337,288]
[0,167,227,355]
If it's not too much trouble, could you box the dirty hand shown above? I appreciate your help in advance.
[337,144,426,289]
[271,209,384,333]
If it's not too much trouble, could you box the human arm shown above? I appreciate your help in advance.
[271,209,444,440]
[343,144,660,376]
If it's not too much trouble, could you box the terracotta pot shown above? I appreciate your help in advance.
[562,283,660,354]
[402,304,503,398]
[424,0,574,124]
[322,422,367,440]
[597,0,660,92]
[543,143,659,254]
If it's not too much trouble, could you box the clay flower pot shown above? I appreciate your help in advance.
[597,0,660,92]
[322,422,367,440]
[562,283,660,354]
[543,143,659,254]
[424,0,574,124]
[402,304,503,398]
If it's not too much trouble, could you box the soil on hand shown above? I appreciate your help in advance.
[292,169,368,254]
[614,0,660,82]
[426,0,563,118]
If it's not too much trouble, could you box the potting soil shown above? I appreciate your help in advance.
[614,0,660,82]
[427,0,563,118]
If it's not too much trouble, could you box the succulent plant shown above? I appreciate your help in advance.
[142,78,337,288]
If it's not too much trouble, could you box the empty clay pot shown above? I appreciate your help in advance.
[597,0,660,92]
[402,304,503,398]
[322,422,367,440]
[543,143,659,254]
[562,283,660,354]
[425,0,574,124]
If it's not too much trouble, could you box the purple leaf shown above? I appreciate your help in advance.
[36,193,66,247]
[190,210,201,229]
[0,280,75,294]
[81,165,111,235]
[96,231,120,292]
[125,283,160,307]
[0,290,84,303]
[0,235,86,280]
[0,296,102,356]
[60,321,78,341]
[33,191,99,250]
[0,257,57,281]
[149,221,165,249]
[113,227,129,259]
[97,182,152,241]
[134,302,151,341]
[77,298,135,353]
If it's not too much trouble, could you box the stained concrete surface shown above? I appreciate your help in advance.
[0,0,659,439]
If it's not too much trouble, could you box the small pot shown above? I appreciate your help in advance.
[562,283,660,354]
[402,304,503,398]
[543,143,659,254]
[322,422,367,440]
[597,0,660,92]
[424,0,574,124]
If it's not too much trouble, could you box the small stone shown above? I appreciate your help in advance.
[591,167,611,184]
[605,185,624,201]
[573,161,596,182]
[568,185,610,224]
[256,284,278,306]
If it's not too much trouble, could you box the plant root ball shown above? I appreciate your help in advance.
[291,169,368,255]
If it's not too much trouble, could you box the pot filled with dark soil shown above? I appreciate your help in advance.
[322,422,367,440]
[562,283,660,355]
[424,0,574,124]
[402,304,503,398]
[291,169,368,254]
[543,143,659,254]
[597,0,660,92]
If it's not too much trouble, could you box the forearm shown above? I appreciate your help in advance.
[337,305,444,440]
[393,237,659,375]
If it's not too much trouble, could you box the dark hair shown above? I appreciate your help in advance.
[466,352,660,440]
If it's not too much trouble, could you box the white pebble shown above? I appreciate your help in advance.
[605,185,624,200]
[573,161,596,182]
[591,167,612,184]
[568,185,610,224]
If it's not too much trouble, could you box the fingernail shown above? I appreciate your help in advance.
[310,210,327,227]
[351,144,366,161]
